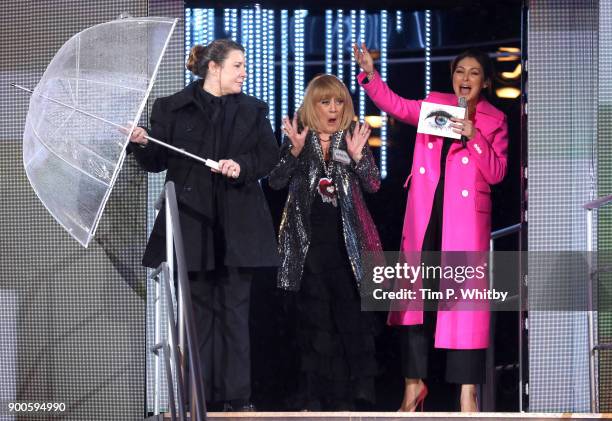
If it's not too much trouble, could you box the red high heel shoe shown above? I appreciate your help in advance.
[399,382,428,412]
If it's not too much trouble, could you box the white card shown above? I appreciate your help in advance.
[416,101,466,140]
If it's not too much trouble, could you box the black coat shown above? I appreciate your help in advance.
[130,81,280,271]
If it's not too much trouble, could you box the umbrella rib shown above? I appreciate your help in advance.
[61,76,147,93]
[29,123,111,187]
[76,34,80,106]
[63,208,94,234]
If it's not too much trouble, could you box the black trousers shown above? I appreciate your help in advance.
[398,249,486,384]
[189,267,252,403]
[399,314,486,384]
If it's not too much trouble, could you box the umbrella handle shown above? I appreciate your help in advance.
[143,134,219,170]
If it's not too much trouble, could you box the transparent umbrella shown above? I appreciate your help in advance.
[14,16,212,247]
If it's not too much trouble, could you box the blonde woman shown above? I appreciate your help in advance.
[270,74,382,410]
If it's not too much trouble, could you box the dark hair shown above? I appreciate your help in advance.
[450,49,494,89]
[186,39,245,80]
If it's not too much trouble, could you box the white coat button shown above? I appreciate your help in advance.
[462,156,469,165]
[419,166,426,174]
[461,189,469,198]
[427,142,433,149]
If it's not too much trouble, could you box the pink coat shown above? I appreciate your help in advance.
[359,71,509,349]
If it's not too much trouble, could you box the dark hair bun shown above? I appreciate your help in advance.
[185,39,245,79]
[186,44,206,74]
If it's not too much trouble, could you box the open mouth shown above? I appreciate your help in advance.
[460,85,472,96]
[327,118,338,125]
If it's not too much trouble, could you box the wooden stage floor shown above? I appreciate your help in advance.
[147,411,612,420]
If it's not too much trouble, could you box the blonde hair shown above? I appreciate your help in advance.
[298,74,355,132]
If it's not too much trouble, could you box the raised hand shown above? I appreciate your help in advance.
[352,42,375,74]
[345,121,371,163]
[282,113,309,157]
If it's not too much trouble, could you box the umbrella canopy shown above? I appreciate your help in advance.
[21,17,177,247]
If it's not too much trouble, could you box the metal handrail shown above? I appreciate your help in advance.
[151,343,177,421]
[483,221,524,413]
[584,193,612,413]
[161,263,186,421]
[164,181,207,420]
[150,182,207,420]
[491,222,523,240]
[583,193,612,210]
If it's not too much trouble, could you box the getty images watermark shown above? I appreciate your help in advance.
[359,251,507,312]
[361,251,612,312]
[370,261,508,302]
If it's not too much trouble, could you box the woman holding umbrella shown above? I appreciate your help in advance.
[353,43,508,412]
[129,38,279,411]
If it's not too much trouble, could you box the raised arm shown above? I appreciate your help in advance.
[269,114,309,190]
[345,121,380,193]
[353,43,422,126]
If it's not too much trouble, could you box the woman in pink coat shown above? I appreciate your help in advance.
[354,44,508,412]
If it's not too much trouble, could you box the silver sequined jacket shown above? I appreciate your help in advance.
[269,130,383,292]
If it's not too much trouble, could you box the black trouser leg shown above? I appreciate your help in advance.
[189,267,252,403]
[400,245,440,380]
[399,309,437,380]
[400,320,486,384]
[445,349,486,384]
[212,267,253,402]
[189,272,216,402]
[399,324,428,379]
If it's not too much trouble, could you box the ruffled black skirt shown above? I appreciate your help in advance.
[289,233,378,410]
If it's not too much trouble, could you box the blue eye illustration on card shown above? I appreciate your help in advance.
[417,102,464,139]
[425,110,453,131]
